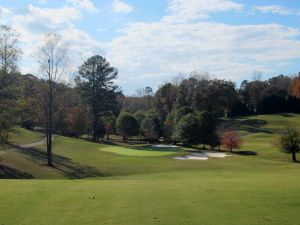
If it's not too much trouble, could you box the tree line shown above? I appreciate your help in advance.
[1,25,300,164]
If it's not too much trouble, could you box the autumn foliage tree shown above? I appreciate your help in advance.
[221,131,243,152]
[291,75,300,98]
[64,106,88,137]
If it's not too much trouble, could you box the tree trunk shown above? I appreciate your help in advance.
[292,149,297,162]
[92,119,97,142]
[47,82,53,167]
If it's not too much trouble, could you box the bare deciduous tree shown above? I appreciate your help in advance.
[35,33,69,166]
[277,128,300,162]
[0,25,22,74]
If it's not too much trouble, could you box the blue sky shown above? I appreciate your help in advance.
[0,0,300,95]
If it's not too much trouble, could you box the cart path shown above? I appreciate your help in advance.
[19,136,54,148]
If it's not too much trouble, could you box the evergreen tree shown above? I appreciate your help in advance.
[76,55,119,142]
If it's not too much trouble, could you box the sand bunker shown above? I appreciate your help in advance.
[174,152,230,160]
[174,155,208,160]
[152,144,179,148]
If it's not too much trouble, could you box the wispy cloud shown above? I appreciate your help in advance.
[106,0,300,89]
[253,5,299,16]
[166,0,244,22]
[7,4,103,76]
[66,0,98,13]
[112,0,134,14]
[0,6,11,19]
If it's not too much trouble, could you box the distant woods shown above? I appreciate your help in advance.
[1,25,300,160]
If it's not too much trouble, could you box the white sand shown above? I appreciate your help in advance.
[174,155,208,160]
[174,151,230,160]
[152,144,179,148]
[192,152,230,158]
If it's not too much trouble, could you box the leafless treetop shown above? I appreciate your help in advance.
[0,25,22,73]
[35,33,69,83]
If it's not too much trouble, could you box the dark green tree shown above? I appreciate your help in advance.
[163,111,176,143]
[134,111,145,139]
[76,55,119,142]
[174,113,202,145]
[199,110,217,149]
[141,112,161,142]
[116,112,139,141]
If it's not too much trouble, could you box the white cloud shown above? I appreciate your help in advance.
[66,0,98,13]
[25,4,82,25]
[0,6,11,23]
[105,2,300,90]
[166,0,244,22]
[253,5,298,16]
[112,0,134,14]
[4,4,103,78]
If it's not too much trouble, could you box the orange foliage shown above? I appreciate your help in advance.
[64,107,88,136]
[221,131,243,152]
[292,77,300,98]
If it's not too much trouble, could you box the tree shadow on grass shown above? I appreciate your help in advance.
[11,145,109,179]
[186,149,257,156]
[279,113,295,118]
[104,139,148,146]
[0,164,33,179]
[232,150,257,156]
[226,119,273,134]
[240,119,267,127]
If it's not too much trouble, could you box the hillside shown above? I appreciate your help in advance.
[0,114,299,225]
[0,114,299,179]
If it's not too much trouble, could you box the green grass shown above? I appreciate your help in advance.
[100,144,178,156]
[8,127,44,145]
[0,170,299,225]
[0,113,300,225]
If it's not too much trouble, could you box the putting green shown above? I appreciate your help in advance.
[100,145,178,156]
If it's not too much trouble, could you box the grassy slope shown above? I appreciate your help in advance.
[235,113,300,160]
[0,114,300,225]
[8,127,44,145]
